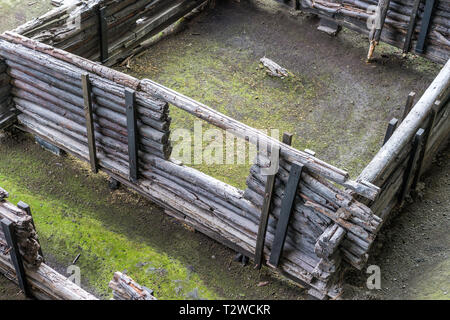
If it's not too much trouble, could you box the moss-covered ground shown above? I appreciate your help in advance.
[0,0,53,33]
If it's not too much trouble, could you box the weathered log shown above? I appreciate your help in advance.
[359,59,450,185]
[0,201,43,268]
[0,254,96,300]
[109,272,156,300]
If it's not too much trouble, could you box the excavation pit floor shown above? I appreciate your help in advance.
[116,0,441,190]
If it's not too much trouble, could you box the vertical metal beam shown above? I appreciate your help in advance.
[383,118,399,146]
[254,146,280,269]
[415,0,435,54]
[125,88,138,182]
[411,102,438,189]
[269,162,303,268]
[1,218,32,298]
[254,133,291,269]
[403,0,422,53]
[17,201,44,262]
[401,91,416,121]
[282,132,293,146]
[399,128,424,204]
[99,6,108,63]
[81,73,98,173]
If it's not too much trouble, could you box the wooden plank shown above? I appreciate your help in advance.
[415,0,435,54]
[383,118,399,146]
[254,173,276,269]
[411,102,438,189]
[359,59,450,185]
[282,132,293,146]
[99,6,108,63]
[401,92,416,121]
[399,128,424,204]
[125,88,138,182]
[81,73,98,173]
[403,0,422,54]
[269,162,303,267]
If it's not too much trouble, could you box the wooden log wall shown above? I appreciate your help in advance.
[279,0,449,64]
[13,0,209,66]
[0,189,97,300]
[360,59,450,222]
[0,32,382,299]
[0,58,14,128]
[244,155,382,276]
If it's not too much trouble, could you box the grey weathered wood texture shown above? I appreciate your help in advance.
[13,0,210,67]
[0,59,14,128]
[0,191,97,300]
[292,0,449,64]
[0,33,382,299]
[0,0,447,300]
[109,272,157,300]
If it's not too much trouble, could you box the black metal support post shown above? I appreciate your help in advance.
[1,218,32,298]
[99,6,108,63]
[269,162,303,267]
[415,0,435,54]
[81,73,98,173]
[399,128,424,204]
[383,118,399,146]
[125,88,139,182]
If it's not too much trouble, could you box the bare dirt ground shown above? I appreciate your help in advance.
[0,274,26,300]
[344,144,450,300]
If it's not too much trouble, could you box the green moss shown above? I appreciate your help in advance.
[411,259,450,300]
[0,140,218,299]
[0,0,53,33]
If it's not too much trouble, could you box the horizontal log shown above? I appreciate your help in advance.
[0,254,96,300]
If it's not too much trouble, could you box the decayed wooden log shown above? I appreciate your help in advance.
[245,154,378,271]
[109,272,156,300]
[140,78,379,200]
[298,0,450,64]
[260,57,289,78]
[12,0,209,66]
[0,200,43,268]
[0,254,97,300]
[0,187,8,200]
